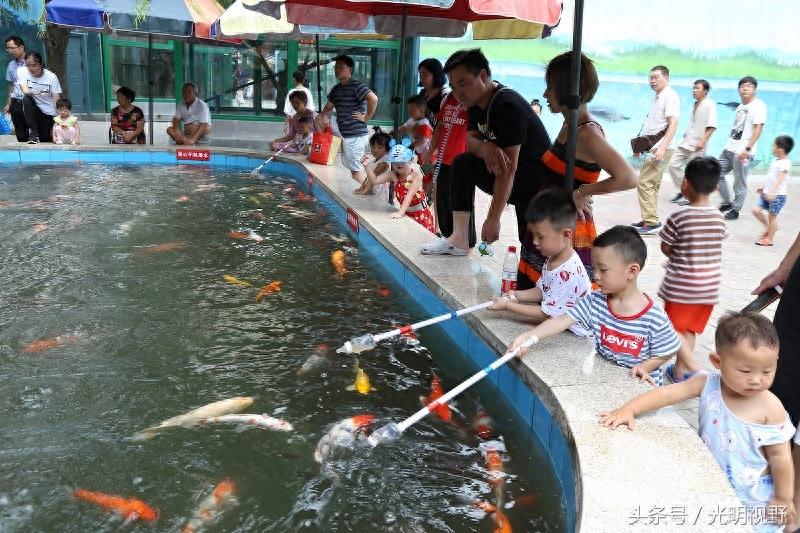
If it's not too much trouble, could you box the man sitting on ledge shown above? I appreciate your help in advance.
[167,82,211,146]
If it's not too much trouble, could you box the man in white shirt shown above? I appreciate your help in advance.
[632,65,680,234]
[167,82,211,145]
[17,52,61,144]
[669,79,717,205]
[717,76,767,220]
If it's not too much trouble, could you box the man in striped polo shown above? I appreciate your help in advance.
[317,55,378,183]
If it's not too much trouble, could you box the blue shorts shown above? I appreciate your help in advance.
[757,194,787,215]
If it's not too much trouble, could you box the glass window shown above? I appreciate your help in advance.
[299,43,397,123]
[108,37,174,99]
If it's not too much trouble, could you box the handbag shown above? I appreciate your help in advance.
[308,126,342,166]
[630,126,667,154]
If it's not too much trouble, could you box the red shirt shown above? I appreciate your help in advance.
[434,92,468,166]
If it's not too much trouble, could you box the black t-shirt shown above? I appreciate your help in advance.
[420,87,449,128]
[467,83,551,177]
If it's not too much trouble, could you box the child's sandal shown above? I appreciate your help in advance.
[755,237,773,246]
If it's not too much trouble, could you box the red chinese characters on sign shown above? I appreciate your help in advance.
[176,149,210,161]
[346,207,360,234]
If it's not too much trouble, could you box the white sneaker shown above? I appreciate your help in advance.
[419,237,469,256]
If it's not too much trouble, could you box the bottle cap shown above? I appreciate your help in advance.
[507,245,517,253]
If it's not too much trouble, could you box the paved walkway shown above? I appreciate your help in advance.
[470,169,797,430]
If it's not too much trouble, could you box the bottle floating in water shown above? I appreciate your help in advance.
[501,245,518,296]
[337,333,377,354]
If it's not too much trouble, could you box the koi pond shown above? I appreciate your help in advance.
[0,162,567,532]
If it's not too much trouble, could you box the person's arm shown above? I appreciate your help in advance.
[598,373,706,429]
[19,78,32,96]
[429,123,442,163]
[51,91,61,109]
[660,242,672,257]
[187,123,209,144]
[369,169,394,186]
[740,123,765,161]
[270,132,293,146]
[489,295,549,322]
[4,82,13,113]
[653,116,679,161]
[481,144,519,243]
[74,121,80,144]
[763,396,796,526]
[629,354,672,386]
[391,168,423,217]
[508,314,577,355]
[695,126,716,152]
[766,169,789,197]
[753,230,800,294]
[363,91,378,122]
[315,101,334,130]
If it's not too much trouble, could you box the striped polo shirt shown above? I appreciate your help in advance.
[567,291,681,385]
[658,206,729,304]
[328,78,371,138]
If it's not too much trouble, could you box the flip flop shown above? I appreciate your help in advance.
[419,237,469,256]
[663,363,695,384]
[755,238,773,246]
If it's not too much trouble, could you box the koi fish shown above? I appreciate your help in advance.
[177,195,190,203]
[22,335,78,354]
[137,242,185,255]
[314,414,375,464]
[473,408,498,440]
[376,285,391,297]
[485,447,505,485]
[420,375,452,423]
[255,281,281,302]
[294,191,313,202]
[257,191,274,199]
[251,210,266,221]
[346,359,374,394]
[331,250,346,275]
[133,396,254,440]
[198,413,293,432]
[227,231,249,240]
[474,501,512,533]
[180,479,236,533]
[72,488,158,522]
[298,344,330,377]
[246,195,263,206]
[325,233,349,244]
[279,204,314,219]
[236,186,258,192]
[194,183,224,192]
[32,223,48,234]
[222,275,252,287]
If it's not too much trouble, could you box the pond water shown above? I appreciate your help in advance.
[0,163,567,532]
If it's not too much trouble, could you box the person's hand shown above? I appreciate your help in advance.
[694,139,705,152]
[283,122,289,134]
[2,104,8,114]
[480,143,510,176]
[352,111,367,123]
[652,144,667,161]
[753,268,789,296]
[572,189,593,221]
[764,193,777,202]
[766,498,794,526]
[756,186,764,193]
[481,217,501,244]
[488,296,508,311]
[389,210,405,219]
[185,138,196,146]
[738,151,749,163]
[630,365,657,386]
[598,406,636,430]
[360,154,370,165]
[508,331,536,356]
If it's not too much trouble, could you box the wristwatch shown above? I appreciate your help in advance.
[745,146,752,152]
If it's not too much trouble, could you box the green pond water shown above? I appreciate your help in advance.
[0,164,566,532]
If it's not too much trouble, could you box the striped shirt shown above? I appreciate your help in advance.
[658,206,729,304]
[328,78,371,138]
[567,291,680,385]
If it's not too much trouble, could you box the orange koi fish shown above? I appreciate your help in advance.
[22,335,78,354]
[255,281,282,302]
[73,488,158,522]
[474,501,512,533]
[473,408,498,441]
[137,242,186,255]
[294,191,313,202]
[251,210,266,221]
[485,447,504,485]
[181,479,237,533]
[331,250,346,275]
[227,231,249,240]
[376,285,391,297]
[420,375,452,423]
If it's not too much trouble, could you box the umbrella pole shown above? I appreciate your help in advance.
[315,34,322,110]
[565,0,585,190]
[148,33,154,146]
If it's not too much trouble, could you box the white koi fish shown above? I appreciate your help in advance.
[133,397,254,440]
[198,413,293,432]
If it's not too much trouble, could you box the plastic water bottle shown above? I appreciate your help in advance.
[500,245,519,295]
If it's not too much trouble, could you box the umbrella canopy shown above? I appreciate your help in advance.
[46,0,228,39]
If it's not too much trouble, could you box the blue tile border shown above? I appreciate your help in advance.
[0,148,578,531]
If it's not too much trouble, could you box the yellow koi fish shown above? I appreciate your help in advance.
[346,359,374,394]
[222,275,252,287]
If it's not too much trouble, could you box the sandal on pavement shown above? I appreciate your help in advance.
[419,237,469,256]
[663,363,696,384]
[755,237,773,246]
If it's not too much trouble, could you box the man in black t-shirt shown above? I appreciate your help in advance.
[420,49,551,255]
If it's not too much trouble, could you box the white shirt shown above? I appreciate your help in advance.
[283,85,315,116]
[724,98,767,153]
[679,97,717,151]
[764,158,791,196]
[641,86,680,149]
[174,98,211,126]
[16,66,61,116]
[535,251,592,337]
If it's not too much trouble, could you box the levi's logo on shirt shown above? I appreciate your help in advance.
[599,324,645,357]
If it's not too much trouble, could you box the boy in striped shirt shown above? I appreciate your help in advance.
[510,225,680,386]
[659,156,729,383]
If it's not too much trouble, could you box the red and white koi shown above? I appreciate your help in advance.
[314,414,375,464]
[198,413,293,432]
[180,479,236,533]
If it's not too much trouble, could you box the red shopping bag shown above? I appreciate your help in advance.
[309,127,342,166]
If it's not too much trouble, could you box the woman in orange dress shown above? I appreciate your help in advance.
[518,52,637,290]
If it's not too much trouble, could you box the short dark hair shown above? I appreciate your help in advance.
[5,35,24,48]
[443,48,491,78]
[407,94,427,109]
[593,225,647,268]
[56,98,72,111]
[288,89,308,105]
[546,51,599,105]
[370,126,392,151]
[715,312,779,353]
[24,52,43,68]
[334,55,354,71]
[738,76,758,88]
[651,65,669,78]
[182,82,197,92]
[685,156,721,195]
[418,58,446,89]
[775,135,794,154]
[525,188,577,230]
[530,98,541,107]
[298,115,313,126]
[292,70,305,84]
[116,86,136,102]
[694,79,710,92]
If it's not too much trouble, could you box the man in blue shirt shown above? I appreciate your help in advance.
[4,35,27,142]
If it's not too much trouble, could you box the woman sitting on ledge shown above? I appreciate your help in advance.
[109,86,145,144]
[269,90,316,153]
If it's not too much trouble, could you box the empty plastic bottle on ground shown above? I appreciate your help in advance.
[501,245,518,295]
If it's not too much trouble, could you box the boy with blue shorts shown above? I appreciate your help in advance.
[752,135,793,247]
